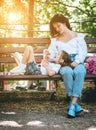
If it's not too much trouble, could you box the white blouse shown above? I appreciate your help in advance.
[48,33,87,64]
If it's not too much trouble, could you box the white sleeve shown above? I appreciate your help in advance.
[48,38,58,61]
[52,64,61,74]
[75,34,87,64]
[40,63,61,75]
[40,66,47,75]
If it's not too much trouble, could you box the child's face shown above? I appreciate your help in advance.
[54,52,63,64]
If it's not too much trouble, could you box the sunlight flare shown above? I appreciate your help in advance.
[27,120,45,127]
[8,12,22,23]
[0,121,23,127]
[1,111,16,114]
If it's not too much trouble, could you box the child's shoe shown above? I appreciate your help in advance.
[10,64,26,75]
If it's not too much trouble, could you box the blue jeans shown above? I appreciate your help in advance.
[59,64,86,97]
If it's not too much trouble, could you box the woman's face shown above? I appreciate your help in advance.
[53,22,66,35]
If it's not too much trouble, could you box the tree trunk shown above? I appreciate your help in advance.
[28,0,34,37]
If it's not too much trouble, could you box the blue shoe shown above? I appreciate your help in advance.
[75,103,83,114]
[67,105,75,118]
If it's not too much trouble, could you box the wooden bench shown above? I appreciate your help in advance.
[0,37,96,91]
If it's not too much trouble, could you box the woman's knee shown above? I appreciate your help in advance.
[74,64,86,76]
[59,66,73,75]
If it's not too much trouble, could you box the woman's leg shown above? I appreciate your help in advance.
[59,64,86,118]
[72,64,86,97]
[59,64,86,98]
[68,64,86,117]
[59,66,74,97]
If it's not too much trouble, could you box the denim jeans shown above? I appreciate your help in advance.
[59,64,86,97]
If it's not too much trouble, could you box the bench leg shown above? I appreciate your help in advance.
[0,80,10,91]
[47,81,55,90]
[49,80,60,100]
[46,80,50,90]
[93,80,96,87]
[3,80,9,91]
[0,80,4,91]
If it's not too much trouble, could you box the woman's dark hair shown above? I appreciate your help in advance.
[50,13,72,37]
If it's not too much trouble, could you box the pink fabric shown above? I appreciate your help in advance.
[84,56,96,75]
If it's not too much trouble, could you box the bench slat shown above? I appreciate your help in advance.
[0,74,62,80]
[0,38,50,44]
[0,46,96,54]
[85,37,96,44]
[88,47,96,53]
[0,47,25,54]
[0,74,95,80]
[0,37,96,44]
[0,47,46,54]
[85,74,96,80]
[0,56,43,63]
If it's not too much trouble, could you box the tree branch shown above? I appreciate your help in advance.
[59,2,91,16]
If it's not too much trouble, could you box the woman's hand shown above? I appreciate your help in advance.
[71,61,78,68]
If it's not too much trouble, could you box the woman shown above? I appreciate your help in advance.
[47,13,87,118]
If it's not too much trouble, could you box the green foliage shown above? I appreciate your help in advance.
[0,0,95,37]
[62,1,94,36]
[34,0,70,23]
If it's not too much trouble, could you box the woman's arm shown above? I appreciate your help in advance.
[48,38,58,61]
[75,34,87,64]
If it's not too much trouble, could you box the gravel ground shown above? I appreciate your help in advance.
[0,100,96,130]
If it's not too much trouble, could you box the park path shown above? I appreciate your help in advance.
[0,100,96,130]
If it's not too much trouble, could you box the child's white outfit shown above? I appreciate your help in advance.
[40,62,61,75]
[10,62,61,75]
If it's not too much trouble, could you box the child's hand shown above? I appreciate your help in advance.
[43,49,50,61]
[41,59,48,68]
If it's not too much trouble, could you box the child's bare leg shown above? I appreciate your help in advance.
[11,52,22,65]
[21,46,35,89]
[12,47,34,89]
[22,46,35,64]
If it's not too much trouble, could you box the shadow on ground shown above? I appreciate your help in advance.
[0,98,96,130]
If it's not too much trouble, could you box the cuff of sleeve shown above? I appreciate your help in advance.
[75,60,80,64]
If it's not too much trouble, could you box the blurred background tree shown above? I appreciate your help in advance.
[0,0,95,38]
[0,0,95,88]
